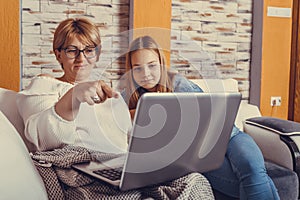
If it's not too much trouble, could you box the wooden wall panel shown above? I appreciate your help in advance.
[0,0,20,91]
[260,0,293,119]
[130,0,171,66]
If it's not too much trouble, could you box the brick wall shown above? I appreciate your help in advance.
[171,0,252,99]
[21,0,252,99]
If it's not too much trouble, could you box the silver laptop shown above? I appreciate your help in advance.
[72,92,241,191]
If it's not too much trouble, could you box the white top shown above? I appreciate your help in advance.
[17,76,132,153]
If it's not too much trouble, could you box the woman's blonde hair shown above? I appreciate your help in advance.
[53,18,101,64]
[124,35,173,109]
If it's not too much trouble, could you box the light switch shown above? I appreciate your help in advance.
[267,6,291,18]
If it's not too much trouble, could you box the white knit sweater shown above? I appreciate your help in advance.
[17,76,131,153]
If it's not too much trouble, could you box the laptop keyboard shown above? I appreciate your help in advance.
[93,167,123,181]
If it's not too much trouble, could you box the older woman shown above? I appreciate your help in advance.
[17,18,131,153]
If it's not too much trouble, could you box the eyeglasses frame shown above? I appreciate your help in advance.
[60,45,100,59]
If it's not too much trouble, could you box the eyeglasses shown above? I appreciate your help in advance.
[62,45,99,59]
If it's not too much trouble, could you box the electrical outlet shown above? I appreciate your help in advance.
[271,96,281,106]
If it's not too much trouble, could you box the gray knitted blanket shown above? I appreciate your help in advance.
[31,145,214,200]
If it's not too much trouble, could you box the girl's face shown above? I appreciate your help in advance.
[55,37,97,83]
[131,49,161,91]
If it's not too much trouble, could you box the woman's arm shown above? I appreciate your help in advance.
[17,76,118,151]
[16,77,77,151]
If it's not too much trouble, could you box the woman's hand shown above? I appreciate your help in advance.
[73,80,118,105]
[55,80,118,121]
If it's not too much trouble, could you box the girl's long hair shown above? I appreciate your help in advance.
[124,36,174,110]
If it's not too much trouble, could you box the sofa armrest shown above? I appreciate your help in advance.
[244,117,300,172]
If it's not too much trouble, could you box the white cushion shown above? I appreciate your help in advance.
[0,88,24,135]
[236,102,261,130]
[190,79,239,93]
[0,111,48,199]
[0,88,35,151]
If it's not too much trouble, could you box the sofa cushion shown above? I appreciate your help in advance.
[189,79,239,93]
[189,79,261,130]
[236,102,261,131]
[0,88,35,151]
[0,111,48,199]
[0,88,24,135]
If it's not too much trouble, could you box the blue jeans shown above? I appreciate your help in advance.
[203,131,280,200]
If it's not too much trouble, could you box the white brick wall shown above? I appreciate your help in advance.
[21,0,252,100]
[170,0,252,100]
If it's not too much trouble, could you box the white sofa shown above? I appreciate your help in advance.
[0,78,298,200]
[0,88,48,199]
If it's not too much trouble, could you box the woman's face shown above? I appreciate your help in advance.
[131,49,161,91]
[55,37,97,83]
